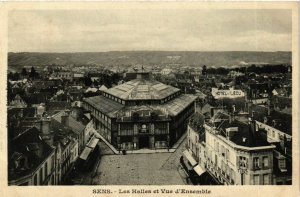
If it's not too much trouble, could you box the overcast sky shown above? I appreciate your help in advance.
[8,9,292,52]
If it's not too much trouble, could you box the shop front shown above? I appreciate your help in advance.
[180,149,218,185]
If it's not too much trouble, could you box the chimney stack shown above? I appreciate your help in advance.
[40,118,50,135]
[248,118,257,145]
[247,101,252,114]
[210,107,214,117]
[267,99,271,116]
[65,109,71,115]
[229,114,232,123]
[61,114,69,127]
[232,105,236,113]
[40,118,54,146]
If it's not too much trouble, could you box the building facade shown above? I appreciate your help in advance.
[185,110,277,185]
[83,70,196,150]
[8,127,56,186]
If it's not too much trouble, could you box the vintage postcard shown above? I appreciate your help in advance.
[0,1,299,197]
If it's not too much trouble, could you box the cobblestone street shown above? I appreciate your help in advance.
[91,138,187,185]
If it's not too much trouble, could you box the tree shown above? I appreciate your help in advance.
[84,76,92,87]
[8,72,13,80]
[21,68,27,76]
[93,80,99,86]
[10,72,20,81]
[202,65,207,76]
[29,66,37,79]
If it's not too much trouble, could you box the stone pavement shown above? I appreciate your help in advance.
[91,136,188,185]
[92,153,185,185]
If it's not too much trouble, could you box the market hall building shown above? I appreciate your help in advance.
[83,69,196,150]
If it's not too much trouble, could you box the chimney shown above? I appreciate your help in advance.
[232,105,236,113]
[65,109,71,115]
[248,118,256,145]
[263,116,268,124]
[210,107,214,117]
[247,102,252,114]
[61,114,69,127]
[272,120,277,128]
[40,118,50,135]
[249,118,257,132]
[34,107,37,117]
[267,99,271,116]
[42,133,54,147]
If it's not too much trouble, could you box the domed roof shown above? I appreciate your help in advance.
[103,78,180,101]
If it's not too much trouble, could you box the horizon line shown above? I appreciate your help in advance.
[8,50,292,53]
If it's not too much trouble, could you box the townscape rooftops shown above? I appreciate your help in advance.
[103,78,180,100]
[222,120,270,147]
[8,107,36,118]
[188,112,206,141]
[99,85,108,91]
[251,105,292,135]
[8,127,54,181]
[52,111,86,135]
[51,126,73,149]
[211,112,271,148]
[46,101,71,111]
[189,112,205,128]
[84,95,124,118]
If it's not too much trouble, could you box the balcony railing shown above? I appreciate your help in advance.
[207,165,235,185]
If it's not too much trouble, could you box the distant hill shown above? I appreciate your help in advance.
[8,51,292,70]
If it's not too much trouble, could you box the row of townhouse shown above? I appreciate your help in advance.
[184,110,292,185]
[8,109,96,185]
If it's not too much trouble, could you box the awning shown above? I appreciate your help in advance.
[87,136,99,149]
[193,164,206,176]
[183,149,197,167]
[93,132,101,139]
[79,147,93,161]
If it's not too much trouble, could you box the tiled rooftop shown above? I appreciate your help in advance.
[52,111,86,135]
[251,105,292,135]
[8,127,54,181]
[103,79,180,100]
[84,95,124,118]
[162,94,197,116]
[210,112,271,147]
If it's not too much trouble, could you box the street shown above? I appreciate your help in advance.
[91,138,188,185]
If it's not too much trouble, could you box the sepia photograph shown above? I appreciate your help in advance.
[1,2,298,195]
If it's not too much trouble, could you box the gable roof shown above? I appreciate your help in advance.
[52,111,85,135]
[8,127,54,182]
